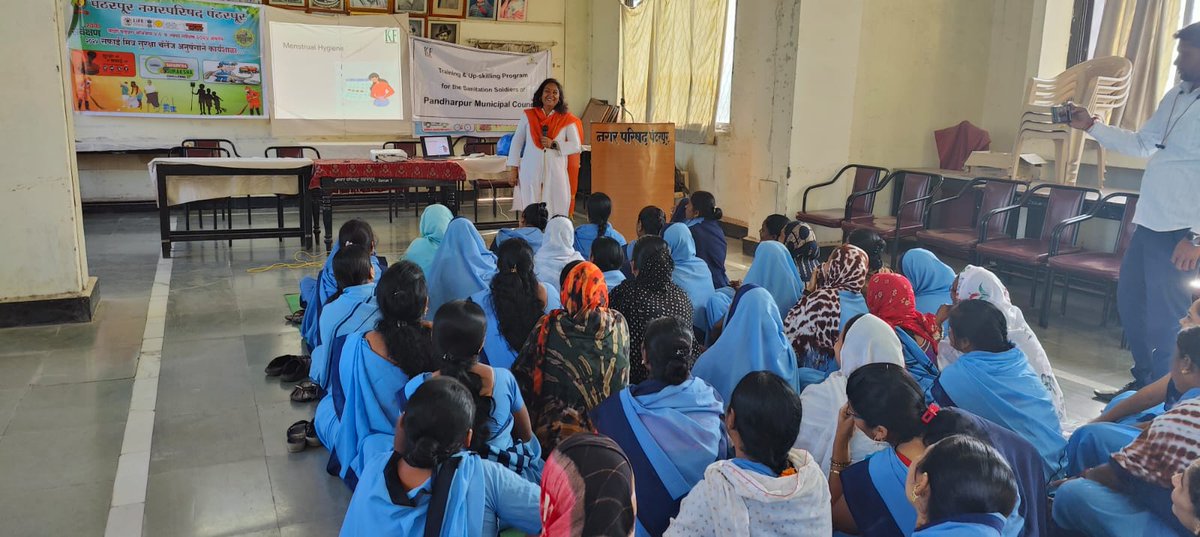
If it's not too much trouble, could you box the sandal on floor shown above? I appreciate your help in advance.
[306,420,321,447]
[291,380,321,403]
[287,420,309,453]
[265,354,300,377]
[284,310,305,324]
[280,356,312,383]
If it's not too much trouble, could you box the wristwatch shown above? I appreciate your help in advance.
[1188,232,1200,247]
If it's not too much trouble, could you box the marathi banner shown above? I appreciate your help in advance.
[67,0,265,118]
[409,36,551,137]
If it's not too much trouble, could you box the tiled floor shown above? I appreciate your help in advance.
[0,205,1118,535]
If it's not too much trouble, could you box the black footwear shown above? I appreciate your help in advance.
[280,356,312,383]
[284,309,305,324]
[305,420,320,447]
[1094,380,1142,402]
[287,420,309,453]
[265,354,300,377]
[290,380,321,403]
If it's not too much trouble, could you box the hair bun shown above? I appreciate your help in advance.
[711,207,724,220]
[406,436,450,468]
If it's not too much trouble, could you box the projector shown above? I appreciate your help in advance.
[370,149,409,162]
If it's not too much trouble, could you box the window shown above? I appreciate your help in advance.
[715,0,737,129]
[1075,0,1200,81]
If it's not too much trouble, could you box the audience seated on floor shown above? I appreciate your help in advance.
[899,248,956,316]
[470,238,557,370]
[590,236,627,291]
[299,219,385,350]
[663,222,716,330]
[622,205,668,277]
[312,261,437,486]
[796,314,902,475]
[299,244,380,401]
[491,202,549,254]
[865,273,942,393]
[665,371,831,536]
[847,228,889,279]
[741,240,805,315]
[908,436,1019,537]
[401,204,452,275]
[574,192,627,258]
[693,286,808,404]
[1171,458,1200,535]
[609,236,697,384]
[534,216,584,293]
[592,316,731,536]
[401,300,541,483]
[931,300,1065,480]
[784,244,871,373]
[512,261,630,454]
[1053,328,1200,536]
[757,215,821,284]
[340,376,541,537]
[539,433,637,537]
[671,192,729,289]
[938,265,1067,423]
[426,218,497,318]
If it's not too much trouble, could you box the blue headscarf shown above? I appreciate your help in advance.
[664,223,715,324]
[574,223,628,259]
[495,227,544,253]
[426,218,497,318]
[744,241,805,314]
[403,204,453,274]
[692,286,798,404]
[901,248,956,315]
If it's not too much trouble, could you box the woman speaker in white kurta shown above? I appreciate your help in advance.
[506,78,583,218]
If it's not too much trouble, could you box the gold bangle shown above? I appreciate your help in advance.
[830,469,842,477]
[830,460,851,470]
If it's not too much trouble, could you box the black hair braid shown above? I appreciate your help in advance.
[374,261,436,377]
[490,238,544,352]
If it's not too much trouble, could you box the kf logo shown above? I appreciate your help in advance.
[385,28,399,43]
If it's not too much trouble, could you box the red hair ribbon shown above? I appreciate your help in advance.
[921,403,941,424]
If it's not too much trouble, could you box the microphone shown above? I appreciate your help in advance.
[541,125,548,137]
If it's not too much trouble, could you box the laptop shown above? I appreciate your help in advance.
[419,135,454,160]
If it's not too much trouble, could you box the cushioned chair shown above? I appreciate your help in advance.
[917,177,1026,261]
[975,183,1100,305]
[265,146,321,242]
[794,164,889,236]
[1039,192,1139,327]
[841,170,942,268]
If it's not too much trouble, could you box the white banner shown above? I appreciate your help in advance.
[409,37,551,129]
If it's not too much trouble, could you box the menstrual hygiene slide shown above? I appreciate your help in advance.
[269,22,404,120]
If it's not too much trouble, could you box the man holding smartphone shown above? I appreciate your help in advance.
[1069,22,1200,400]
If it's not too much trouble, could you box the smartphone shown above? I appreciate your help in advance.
[1050,102,1074,124]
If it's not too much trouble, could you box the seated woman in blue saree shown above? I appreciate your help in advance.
[470,238,558,370]
[622,206,667,278]
[300,219,385,350]
[590,236,627,291]
[426,218,498,318]
[1066,324,1200,476]
[491,202,548,254]
[574,192,627,258]
[931,299,1065,480]
[308,244,381,390]
[742,241,804,314]
[313,261,438,488]
[401,300,542,484]
[340,376,541,537]
[592,316,731,536]
[663,223,715,329]
[401,204,453,275]
[672,192,729,288]
[900,248,955,316]
[865,273,942,394]
[692,286,799,404]
[832,364,1039,537]
[908,436,1019,537]
[784,244,871,373]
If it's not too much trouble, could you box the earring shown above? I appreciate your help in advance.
[910,488,918,502]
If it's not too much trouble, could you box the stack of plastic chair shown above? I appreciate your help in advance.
[1011,56,1132,186]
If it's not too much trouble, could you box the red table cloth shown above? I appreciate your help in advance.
[309,159,468,189]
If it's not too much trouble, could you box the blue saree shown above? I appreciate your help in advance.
[841,447,916,537]
[402,204,453,275]
[470,283,559,370]
[692,287,799,405]
[574,223,628,259]
[664,223,715,328]
[426,218,497,319]
[310,284,381,389]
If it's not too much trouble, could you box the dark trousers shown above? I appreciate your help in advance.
[1117,226,1195,385]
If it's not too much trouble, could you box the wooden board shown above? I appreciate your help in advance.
[590,123,675,240]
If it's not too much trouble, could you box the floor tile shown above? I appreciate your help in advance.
[4,379,132,434]
[0,351,45,388]
[0,423,123,490]
[256,400,316,458]
[150,407,264,474]
[0,479,113,537]
[266,453,353,528]
[143,459,278,537]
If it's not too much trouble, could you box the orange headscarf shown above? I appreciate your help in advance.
[531,261,610,394]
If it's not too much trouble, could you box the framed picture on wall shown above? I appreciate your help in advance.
[497,0,526,22]
[393,0,426,13]
[428,20,460,43]
[265,0,307,9]
[430,0,466,18]
[308,0,346,13]
[466,0,496,20]
[348,0,390,13]
[407,16,426,37]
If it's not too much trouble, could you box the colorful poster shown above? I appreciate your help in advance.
[68,0,265,118]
